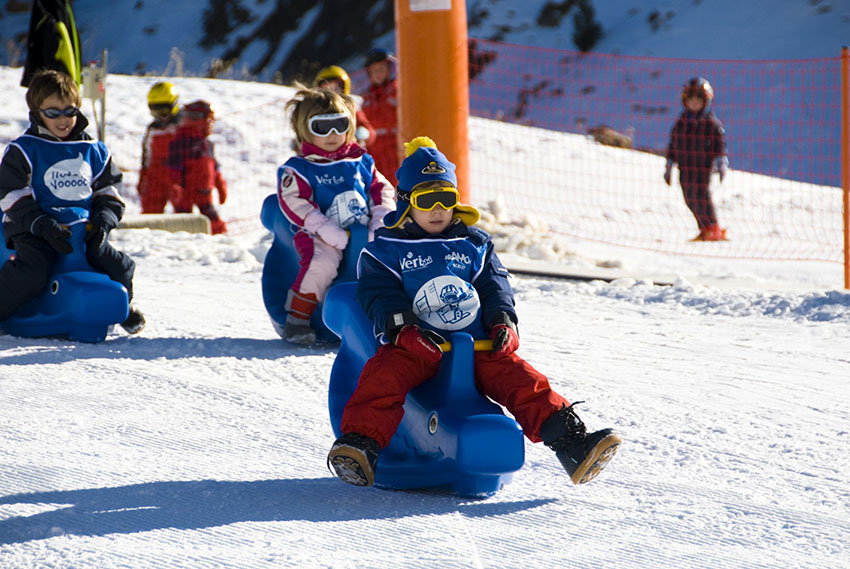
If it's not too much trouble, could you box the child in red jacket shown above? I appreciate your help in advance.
[138,81,180,214]
[361,49,400,186]
[167,100,228,234]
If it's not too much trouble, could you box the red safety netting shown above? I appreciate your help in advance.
[18,39,840,269]
[462,39,844,263]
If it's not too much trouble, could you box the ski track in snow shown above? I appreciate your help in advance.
[0,60,848,567]
[1,228,848,568]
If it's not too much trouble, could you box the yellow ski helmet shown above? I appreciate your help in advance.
[314,65,351,95]
[147,81,179,116]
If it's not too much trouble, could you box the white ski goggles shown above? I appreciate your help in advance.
[308,113,351,137]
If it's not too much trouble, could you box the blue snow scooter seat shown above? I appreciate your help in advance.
[323,282,526,498]
[0,222,129,343]
[260,193,366,343]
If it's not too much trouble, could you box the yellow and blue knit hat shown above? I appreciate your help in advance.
[385,137,479,228]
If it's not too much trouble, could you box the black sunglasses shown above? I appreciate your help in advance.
[39,106,79,119]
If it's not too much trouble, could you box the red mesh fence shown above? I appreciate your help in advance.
[355,40,845,264]
[4,39,841,270]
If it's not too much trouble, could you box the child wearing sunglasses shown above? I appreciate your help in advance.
[328,137,621,488]
[277,86,395,345]
[0,69,145,333]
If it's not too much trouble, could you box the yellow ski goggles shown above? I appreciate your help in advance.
[406,186,459,211]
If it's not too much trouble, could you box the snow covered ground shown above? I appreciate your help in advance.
[1,67,849,567]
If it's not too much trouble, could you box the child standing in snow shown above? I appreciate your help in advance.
[327,137,621,487]
[138,81,181,213]
[361,48,400,186]
[0,69,145,333]
[167,100,228,234]
[277,86,395,345]
[664,76,729,241]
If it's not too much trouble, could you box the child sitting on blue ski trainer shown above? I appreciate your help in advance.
[0,69,144,333]
[328,137,621,487]
[276,86,395,345]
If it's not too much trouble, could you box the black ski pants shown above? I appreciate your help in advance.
[0,232,135,321]
[679,167,718,231]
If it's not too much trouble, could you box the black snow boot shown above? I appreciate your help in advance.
[539,403,621,485]
[327,432,380,487]
[120,305,146,335]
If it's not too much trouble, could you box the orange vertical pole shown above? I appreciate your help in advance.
[842,46,850,289]
[395,0,470,202]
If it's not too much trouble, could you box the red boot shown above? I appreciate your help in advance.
[284,289,319,345]
[701,225,726,241]
[209,217,228,234]
[692,225,726,241]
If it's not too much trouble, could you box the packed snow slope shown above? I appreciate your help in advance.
[0,66,849,568]
[1,227,848,568]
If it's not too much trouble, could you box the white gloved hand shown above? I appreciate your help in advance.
[663,159,673,185]
[367,206,392,241]
[355,126,371,145]
[304,209,349,249]
[713,156,729,183]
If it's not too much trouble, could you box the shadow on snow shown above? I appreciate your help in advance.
[0,335,338,365]
[0,478,555,544]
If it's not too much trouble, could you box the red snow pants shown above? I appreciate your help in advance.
[340,344,570,448]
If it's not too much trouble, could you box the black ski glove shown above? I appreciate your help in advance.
[385,310,420,344]
[86,208,119,248]
[31,215,72,254]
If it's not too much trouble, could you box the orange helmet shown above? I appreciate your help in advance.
[682,77,714,105]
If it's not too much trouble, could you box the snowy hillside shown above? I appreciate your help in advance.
[2,225,849,568]
[1,67,849,568]
[0,64,844,290]
[1,0,848,81]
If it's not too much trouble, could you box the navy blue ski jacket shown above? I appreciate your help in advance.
[356,217,517,343]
